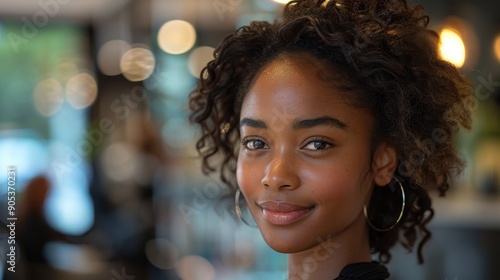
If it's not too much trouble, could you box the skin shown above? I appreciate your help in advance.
[236,52,397,279]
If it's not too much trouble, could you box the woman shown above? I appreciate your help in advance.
[189,0,474,278]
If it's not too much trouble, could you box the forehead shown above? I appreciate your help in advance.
[239,53,374,134]
[243,54,350,112]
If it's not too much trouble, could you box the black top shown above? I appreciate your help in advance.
[334,262,390,280]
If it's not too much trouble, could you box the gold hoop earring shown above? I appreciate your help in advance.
[363,176,406,232]
[235,188,258,228]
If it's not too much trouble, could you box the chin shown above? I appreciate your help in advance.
[267,242,303,254]
[259,229,312,254]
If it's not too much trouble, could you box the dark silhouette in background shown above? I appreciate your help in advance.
[15,175,65,280]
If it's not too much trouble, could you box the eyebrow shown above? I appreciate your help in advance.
[240,118,267,128]
[293,116,348,130]
[240,116,348,130]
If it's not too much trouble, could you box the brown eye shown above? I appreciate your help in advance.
[243,139,268,150]
[302,140,331,151]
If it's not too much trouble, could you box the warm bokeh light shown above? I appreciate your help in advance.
[157,20,196,55]
[55,62,79,82]
[436,16,478,69]
[175,255,215,280]
[65,73,98,109]
[101,142,138,182]
[494,35,500,62]
[120,47,156,82]
[97,40,131,76]
[438,28,466,68]
[187,46,215,78]
[272,0,292,4]
[33,78,64,116]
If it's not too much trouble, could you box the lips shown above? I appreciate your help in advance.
[258,201,314,225]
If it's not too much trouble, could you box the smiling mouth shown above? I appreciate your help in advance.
[258,202,314,226]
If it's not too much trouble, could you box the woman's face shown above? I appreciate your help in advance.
[237,53,394,254]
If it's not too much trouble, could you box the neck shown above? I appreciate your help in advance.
[287,214,372,280]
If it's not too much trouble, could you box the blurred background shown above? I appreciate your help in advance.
[0,0,498,279]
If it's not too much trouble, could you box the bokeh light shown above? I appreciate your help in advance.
[120,47,156,82]
[54,62,79,82]
[438,28,466,68]
[97,40,131,76]
[187,46,215,78]
[175,255,215,280]
[101,142,138,182]
[44,242,103,274]
[272,0,292,4]
[157,20,196,55]
[494,35,500,62]
[145,238,178,270]
[45,171,95,236]
[33,78,64,116]
[65,73,98,109]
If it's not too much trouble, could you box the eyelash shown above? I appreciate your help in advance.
[301,137,334,152]
[241,137,334,152]
[242,137,268,150]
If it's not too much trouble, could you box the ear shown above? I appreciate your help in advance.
[371,141,398,187]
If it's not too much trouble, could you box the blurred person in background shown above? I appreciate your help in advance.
[16,175,65,280]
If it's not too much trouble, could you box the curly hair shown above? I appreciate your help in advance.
[189,0,474,264]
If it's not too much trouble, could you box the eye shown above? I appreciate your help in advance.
[302,139,332,151]
[242,138,269,150]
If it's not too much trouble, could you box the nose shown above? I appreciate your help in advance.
[261,151,300,191]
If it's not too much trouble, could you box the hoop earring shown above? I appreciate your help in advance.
[235,188,258,228]
[363,176,406,232]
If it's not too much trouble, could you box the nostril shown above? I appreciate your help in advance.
[261,177,294,190]
[261,178,270,187]
[261,158,299,190]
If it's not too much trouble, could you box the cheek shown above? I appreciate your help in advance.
[236,157,259,194]
[301,161,368,209]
